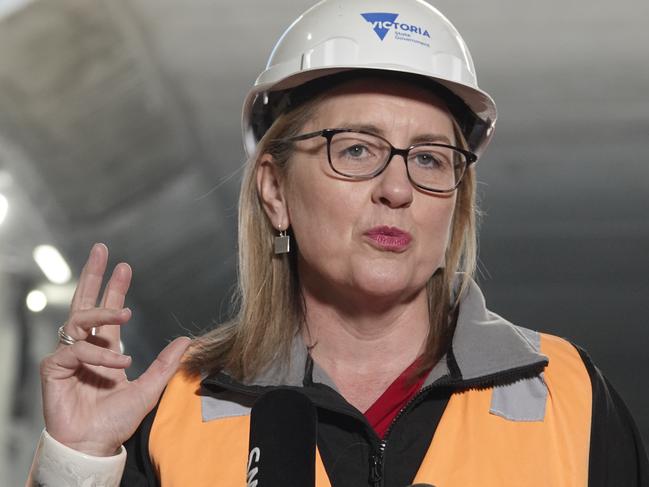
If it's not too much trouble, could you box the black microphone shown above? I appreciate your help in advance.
[247,389,317,487]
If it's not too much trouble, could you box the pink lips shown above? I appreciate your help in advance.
[364,226,412,252]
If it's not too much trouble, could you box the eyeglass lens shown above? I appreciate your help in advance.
[328,131,466,191]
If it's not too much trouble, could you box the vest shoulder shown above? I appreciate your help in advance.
[536,332,592,399]
[161,368,203,401]
[538,331,584,363]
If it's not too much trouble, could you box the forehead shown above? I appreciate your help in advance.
[307,77,454,134]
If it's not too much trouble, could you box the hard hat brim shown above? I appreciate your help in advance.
[242,65,497,158]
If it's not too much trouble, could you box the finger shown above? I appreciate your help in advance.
[70,244,109,312]
[99,262,132,309]
[133,337,191,410]
[44,341,131,379]
[63,307,132,341]
[96,262,132,351]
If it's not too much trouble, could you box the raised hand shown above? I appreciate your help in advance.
[39,243,191,456]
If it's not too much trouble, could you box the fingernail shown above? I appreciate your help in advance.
[121,307,131,316]
[89,243,104,259]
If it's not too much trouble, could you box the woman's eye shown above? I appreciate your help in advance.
[344,144,369,158]
[412,151,450,170]
[415,152,438,166]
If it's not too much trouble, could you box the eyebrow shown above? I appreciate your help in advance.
[335,122,454,146]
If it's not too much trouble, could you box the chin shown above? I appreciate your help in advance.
[350,268,427,301]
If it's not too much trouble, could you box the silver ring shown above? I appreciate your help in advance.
[57,325,78,346]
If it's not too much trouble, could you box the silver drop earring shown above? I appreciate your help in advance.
[274,226,290,254]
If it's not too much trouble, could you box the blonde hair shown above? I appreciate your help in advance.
[184,82,478,380]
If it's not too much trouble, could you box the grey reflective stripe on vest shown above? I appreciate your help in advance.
[489,328,548,422]
[201,389,254,422]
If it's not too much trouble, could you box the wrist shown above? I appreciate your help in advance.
[60,438,122,458]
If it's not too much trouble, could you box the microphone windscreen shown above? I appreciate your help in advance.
[247,389,317,487]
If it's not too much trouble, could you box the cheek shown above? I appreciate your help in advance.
[416,197,457,265]
[285,172,355,257]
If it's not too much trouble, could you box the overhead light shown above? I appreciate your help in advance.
[0,193,7,226]
[33,245,72,284]
[0,0,35,19]
[26,289,47,312]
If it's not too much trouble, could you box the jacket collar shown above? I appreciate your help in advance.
[441,278,548,385]
[202,279,548,393]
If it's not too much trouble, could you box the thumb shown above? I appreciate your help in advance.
[133,336,192,411]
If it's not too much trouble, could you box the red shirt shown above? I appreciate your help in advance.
[363,359,431,439]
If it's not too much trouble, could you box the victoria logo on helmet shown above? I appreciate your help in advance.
[361,12,431,44]
[360,12,399,40]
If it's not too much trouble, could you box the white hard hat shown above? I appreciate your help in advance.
[242,0,497,158]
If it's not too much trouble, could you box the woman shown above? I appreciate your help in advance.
[28,0,648,486]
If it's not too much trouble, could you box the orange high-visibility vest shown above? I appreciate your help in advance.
[149,333,590,487]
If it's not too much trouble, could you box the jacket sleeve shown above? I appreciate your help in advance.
[120,404,160,487]
[573,345,649,487]
[25,430,125,486]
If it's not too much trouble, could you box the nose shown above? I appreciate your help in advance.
[371,152,413,208]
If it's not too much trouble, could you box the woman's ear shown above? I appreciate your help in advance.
[256,153,289,229]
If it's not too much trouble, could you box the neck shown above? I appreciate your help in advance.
[302,285,430,379]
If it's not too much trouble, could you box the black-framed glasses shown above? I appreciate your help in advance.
[273,128,477,193]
